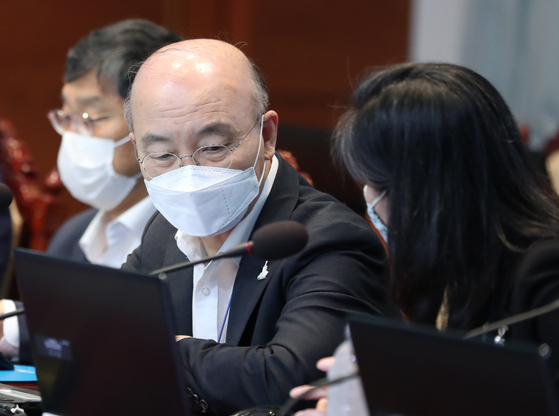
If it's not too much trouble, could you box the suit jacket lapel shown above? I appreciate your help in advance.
[226,155,301,345]
[163,243,194,335]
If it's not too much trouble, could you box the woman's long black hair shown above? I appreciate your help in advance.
[334,63,559,329]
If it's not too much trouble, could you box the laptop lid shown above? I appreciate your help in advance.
[13,248,190,416]
[350,315,559,416]
[0,383,41,415]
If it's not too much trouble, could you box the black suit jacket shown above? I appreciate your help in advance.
[122,156,387,415]
[46,208,98,263]
[491,242,559,392]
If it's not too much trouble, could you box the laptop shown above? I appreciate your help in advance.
[0,383,41,415]
[350,314,559,416]
[13,248,190,416]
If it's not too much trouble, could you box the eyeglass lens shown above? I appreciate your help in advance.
[48,110,95,136]
[143,145,234,178]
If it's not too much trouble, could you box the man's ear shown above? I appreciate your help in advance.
[262,111,278,160]
[129,132,136,146]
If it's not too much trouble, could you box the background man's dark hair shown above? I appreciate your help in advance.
[64,19,182,98]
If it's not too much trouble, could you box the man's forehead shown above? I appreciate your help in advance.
[133,41,253,95]
[132,68,254,121]
[129,40,258,136]
[62,73,122,108]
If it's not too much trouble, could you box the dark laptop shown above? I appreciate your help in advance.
[350,315,559,416]
[0,383,41,415]
[13,248,190,416]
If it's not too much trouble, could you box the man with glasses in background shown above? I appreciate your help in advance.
[0,19,182,362]
[123,38,387,415]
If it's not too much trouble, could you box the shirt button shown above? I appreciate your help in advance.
[201,287,211,296]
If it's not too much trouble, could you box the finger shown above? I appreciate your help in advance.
[316,356,335,372]
[316,398,328,411]
[294,409,327,416]
[176,335,191,341]
[290,385,313,398]
[290,385,329,400]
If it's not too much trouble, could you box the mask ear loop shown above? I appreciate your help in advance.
[370,189,387,208]
[363,185,387,208]
[114,136,131,147]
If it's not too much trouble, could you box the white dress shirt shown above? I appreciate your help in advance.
[175,156,279,343]
[79,196,156,268]
[1,196,156,355]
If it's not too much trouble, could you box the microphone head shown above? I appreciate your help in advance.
[0,183,13,211]
[251,221,309,260]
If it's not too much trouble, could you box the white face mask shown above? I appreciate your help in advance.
[57,132,141,211]
[144,117,265,237]
[364,185,388,243]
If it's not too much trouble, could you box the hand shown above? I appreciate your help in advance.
[176,335,191,341]
[289,356,335,416]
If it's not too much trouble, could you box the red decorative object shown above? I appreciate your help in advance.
[0,119,64,251]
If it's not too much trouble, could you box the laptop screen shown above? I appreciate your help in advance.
[350,315,559,416]
[14,249,190,416]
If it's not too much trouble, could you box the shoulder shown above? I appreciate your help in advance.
[508,240,559,311]
[142,210,177,239]
[272,166,386,304]
[48,209,98,244]
[129,210,180,271]
[503,240,559,382]
[47,208,98,255]
[289,171,383,258]
[60,208,98,229]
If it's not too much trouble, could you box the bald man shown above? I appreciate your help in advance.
[123,39,386,415]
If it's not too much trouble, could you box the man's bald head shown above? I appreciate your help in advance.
[124,39,268,132]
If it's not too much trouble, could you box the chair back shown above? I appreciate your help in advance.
[0,119,64,251]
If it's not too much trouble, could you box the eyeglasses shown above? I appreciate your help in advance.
[47,109,123,136]
[136,117,261,179]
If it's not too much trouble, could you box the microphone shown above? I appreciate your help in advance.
[464,299,559,339]
[0,308,24,321]
[465,239,559,339]
[0,184,13,211]
[150,221,309,276]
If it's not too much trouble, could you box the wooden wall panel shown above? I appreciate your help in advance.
[181,0,410,210]
[0,1,169,217]
[180,0,410,128]
[0,0,409,219]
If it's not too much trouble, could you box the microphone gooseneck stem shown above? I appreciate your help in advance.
[464,298,559,339]
[0,308,25,321]
[150,253,227,275]
[149,242,252,275]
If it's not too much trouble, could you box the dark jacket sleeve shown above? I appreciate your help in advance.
[508,241,559,392]
[120,162,387,415]
[177,220,385,414]
[177,196,385,414]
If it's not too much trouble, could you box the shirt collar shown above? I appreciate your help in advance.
[175,155,279,265]
[79,197,156,254]
[113,197,156,240]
